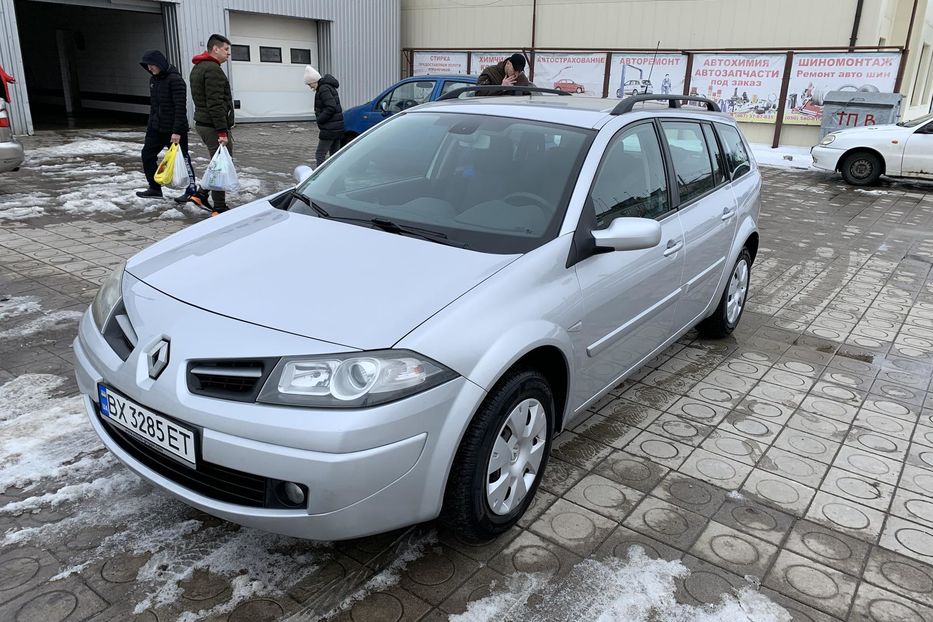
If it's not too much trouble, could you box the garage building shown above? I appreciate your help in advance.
[0,0,400,134]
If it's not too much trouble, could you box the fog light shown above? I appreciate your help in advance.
[282,482,306,506]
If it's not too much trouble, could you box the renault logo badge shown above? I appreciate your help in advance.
[147,339,170,380]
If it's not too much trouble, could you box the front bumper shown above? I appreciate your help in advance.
[0,139,24,173]
[73,280,486,541]
[810,145,843,173]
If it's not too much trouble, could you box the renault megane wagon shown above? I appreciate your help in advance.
[74,91,761,542]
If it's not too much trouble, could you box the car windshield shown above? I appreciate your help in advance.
[294,112,594,254]
[898,112,933,127]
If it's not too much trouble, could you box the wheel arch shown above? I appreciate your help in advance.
[838,146,886,175]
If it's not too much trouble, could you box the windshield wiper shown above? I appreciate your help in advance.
[369,218,471,248]
[291,196,467,248]
[290,190,330,217]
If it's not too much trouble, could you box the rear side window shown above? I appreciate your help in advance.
[717,124,751,180]
[589,122,670,227]
[702,124,727,185]
[661,121,715,204]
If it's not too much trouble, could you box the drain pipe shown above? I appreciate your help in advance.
[894,0,921,93]
[849,0,864,50]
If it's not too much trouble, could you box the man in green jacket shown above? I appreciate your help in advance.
[187,33,235,215]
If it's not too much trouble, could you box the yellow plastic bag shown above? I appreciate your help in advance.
[154,144,178,186]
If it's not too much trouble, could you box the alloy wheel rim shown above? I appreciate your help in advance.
[726,259,749,325]
[486,398,547,516]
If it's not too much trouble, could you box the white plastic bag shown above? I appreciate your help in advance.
[168,145,190,189]
[201,144,240,192]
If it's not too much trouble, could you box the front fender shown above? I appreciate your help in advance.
[463,320,573,393]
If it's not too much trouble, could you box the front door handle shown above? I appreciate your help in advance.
[663,239,683,257]
[722,207,736,221]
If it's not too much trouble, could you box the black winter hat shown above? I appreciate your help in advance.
[507,53,526,72]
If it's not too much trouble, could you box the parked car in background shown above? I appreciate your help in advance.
[553,78,585,93]
[617,79,653,97]
[74,92,760,542]
[341,74,478,146]
[811,113,933,186]
[0,98,24,173]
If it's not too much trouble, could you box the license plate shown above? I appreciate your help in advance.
[98,384,197,466]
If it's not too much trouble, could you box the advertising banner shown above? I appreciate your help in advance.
[783,52,900,125]
[412,51,468,76]
[609,53,687,98]
[690,54,785,123]
[469,52,513,75]
[532,53,607,97]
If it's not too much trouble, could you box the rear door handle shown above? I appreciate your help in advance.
[663,239,683,257]
[722,207,736,221]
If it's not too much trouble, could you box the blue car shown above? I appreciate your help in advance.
[341,74,477,144]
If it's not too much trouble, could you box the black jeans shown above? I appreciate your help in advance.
[196,125,234,210]
[315,137,340,168]
[141,130,196,192]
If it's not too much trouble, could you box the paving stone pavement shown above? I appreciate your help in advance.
[2,125,933,621]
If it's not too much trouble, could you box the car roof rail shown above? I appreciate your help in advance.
[611,94,721,114]
[437,85,573,101]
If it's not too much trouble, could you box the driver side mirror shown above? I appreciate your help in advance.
[592,217,662,252]
[731,162,751,181]
[379,100,390,114]
[293,165,314,185]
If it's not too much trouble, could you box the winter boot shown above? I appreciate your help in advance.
[136,186,163,199]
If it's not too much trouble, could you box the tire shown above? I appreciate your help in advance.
[697,248,751,339]
[441,368,555,542]
[840,151,882,186]
[576,87,584,93]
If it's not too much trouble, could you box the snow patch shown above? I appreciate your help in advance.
[0,310,82,340]
[0,296,41,320]
[450,547,790,622]
[855,188,890,196]
[28,139,140,160]
[727,490,746,501]
[750,144,813,171]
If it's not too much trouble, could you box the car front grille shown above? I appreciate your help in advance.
[187,358,278,402]
[98,411,269,507]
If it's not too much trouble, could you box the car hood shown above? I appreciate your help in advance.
[833,124,907,139]
[125,203,518,350]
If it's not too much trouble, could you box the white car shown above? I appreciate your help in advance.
[811,113,933,186]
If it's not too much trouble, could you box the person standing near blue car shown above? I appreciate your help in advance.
[304,66,344,167]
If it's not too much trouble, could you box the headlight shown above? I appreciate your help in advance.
[91,262,125,333]
[257,350,458,408]
[819,134,837,146]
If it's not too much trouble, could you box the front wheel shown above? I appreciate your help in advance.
[441,368,554,542]
[697,249,751,338]
[840,151,882,186]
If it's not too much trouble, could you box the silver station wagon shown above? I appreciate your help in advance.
[73,90,761,542]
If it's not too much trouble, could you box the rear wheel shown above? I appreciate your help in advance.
[840,151,882,186]
[697,249,751,338]
[441,368,554,542]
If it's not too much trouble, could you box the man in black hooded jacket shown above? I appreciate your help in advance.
[136,50,208,208]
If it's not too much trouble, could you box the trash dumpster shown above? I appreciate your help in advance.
[819,91,903,139]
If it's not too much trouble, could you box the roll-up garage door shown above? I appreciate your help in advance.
[229,12,318,121]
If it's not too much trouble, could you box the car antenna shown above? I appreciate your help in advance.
[646,40,661,83]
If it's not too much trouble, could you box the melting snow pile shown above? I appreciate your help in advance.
[450,547,790,622]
